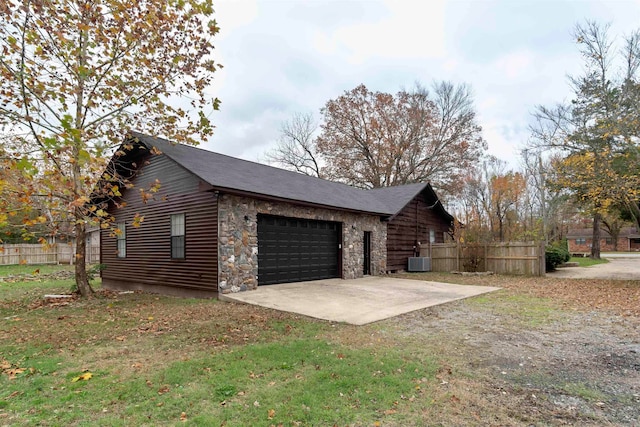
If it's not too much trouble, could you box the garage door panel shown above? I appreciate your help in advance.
[257,215,340,285]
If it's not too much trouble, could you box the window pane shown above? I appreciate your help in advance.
[172,235,185,259]
[117,239,126,258]
[117,222,126,238]
[171,214,185,236]
[116,222,126,258]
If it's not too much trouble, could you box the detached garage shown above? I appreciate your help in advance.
[100,132,453,297]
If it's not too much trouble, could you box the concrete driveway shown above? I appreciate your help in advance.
[550,253,640,280]
[219,277,500,325]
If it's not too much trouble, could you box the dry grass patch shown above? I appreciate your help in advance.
[397,272,640,317]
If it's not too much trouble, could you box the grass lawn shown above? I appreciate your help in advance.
[1,266,638,425]
[569,256,609,267]
[0,266,437,426]
[0,263,74,277]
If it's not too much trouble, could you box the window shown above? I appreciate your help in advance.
[171,213,185,259]
[575,238,586,245]
[429,229,435,244]
[116,222,126,258]
[604,238,613,245]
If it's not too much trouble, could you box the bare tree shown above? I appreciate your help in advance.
[265,113,323,178]
[520,148,572,242]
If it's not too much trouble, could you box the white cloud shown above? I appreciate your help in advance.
[215,0,259,37]
[493,50,534,80]
[198,0,640,172]
[313,0,447,64]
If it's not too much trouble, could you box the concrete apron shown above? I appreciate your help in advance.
[219,277,500,325]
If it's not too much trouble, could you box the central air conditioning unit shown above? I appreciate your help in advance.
[408,257,431,272]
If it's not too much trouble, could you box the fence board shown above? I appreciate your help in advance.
[0,243,100,265]
[420,241,545,276]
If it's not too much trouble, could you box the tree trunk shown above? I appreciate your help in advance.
[72,17,93,298]
[590,212,601,259]
[610,228,620,251]
[629,201,640,230]
[74,221,94,297]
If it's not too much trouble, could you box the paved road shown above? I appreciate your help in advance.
[550,253,640,280]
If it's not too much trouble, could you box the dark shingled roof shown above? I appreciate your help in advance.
[129,132,453,219]
[367,183,454,222]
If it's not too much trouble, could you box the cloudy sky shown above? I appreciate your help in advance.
[203,0,640,168]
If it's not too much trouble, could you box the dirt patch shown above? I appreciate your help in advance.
[385,274,640,426]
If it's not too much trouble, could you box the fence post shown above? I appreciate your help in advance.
[540,241,546,276]
[456,240,460,272]
[484,244,488,272]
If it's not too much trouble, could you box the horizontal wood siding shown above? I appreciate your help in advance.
[102,153,218,292]
[386,191,451,271]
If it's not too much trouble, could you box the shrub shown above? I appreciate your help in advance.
[545,241,570,272]
[462,244,484,272]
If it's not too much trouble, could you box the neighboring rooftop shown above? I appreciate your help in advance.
[128,132,452,219]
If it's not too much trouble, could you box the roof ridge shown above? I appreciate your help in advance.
[130,131,376,194]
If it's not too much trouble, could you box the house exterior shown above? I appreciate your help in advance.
[567,227,640,253]
[100,132,454,297]
[368,184,453,271]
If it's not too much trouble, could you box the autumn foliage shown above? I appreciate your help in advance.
[268,83,486,195]
[0,0,221,295]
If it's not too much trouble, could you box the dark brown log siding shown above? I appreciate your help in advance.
[101,153,218,293]
[386,191,451,271]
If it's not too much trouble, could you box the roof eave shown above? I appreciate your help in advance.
[203,185,393,218]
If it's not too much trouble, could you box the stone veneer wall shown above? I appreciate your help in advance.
[218,194,387,293]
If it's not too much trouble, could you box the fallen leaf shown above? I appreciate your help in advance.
[384,409,397,415]
[180,412,187,421]
[267,408,275,419]
[71,372,93,382]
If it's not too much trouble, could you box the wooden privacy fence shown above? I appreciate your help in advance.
[0,244,100,265]
[421,241,546,276]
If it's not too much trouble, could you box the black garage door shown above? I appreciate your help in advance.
[257,215,341,285]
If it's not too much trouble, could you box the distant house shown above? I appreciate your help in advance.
[98,132,454,297]
[567,227,640,253]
